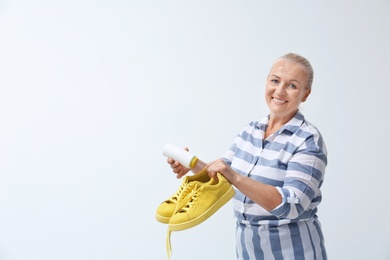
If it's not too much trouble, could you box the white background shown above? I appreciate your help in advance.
[1,1,389,259]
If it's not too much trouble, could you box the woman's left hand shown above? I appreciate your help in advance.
[206,159,236,183]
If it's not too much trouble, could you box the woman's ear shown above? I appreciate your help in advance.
[302,88,311,102]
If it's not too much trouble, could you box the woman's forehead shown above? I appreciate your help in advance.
[269,59,308,79]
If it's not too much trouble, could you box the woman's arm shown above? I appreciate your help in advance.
[206,159,282,211]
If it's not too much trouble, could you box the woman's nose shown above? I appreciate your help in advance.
[275,84,286,95]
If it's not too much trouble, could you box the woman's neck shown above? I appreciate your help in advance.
[265,113,294,139]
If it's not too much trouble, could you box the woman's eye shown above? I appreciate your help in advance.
[288,84,297,89]
[271,79,279,84]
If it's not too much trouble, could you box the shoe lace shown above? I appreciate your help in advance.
[166,184,204,259]
[167,179,194,205]
[172,183,203,215]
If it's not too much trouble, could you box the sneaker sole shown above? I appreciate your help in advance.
[168,186,235,231]
[155,214,171,224]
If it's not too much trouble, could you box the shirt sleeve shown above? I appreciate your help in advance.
[222,124,250,166]
[222,143,235,166]
[270,134,327,220]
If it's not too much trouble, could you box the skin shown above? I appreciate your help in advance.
[168,58,311,211]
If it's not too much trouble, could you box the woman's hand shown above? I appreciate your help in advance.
[206,158,236,183]
[167,147,191,179]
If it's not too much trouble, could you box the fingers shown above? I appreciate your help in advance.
[167,158,182,172]
[173,166,190,179]
[206,159,227,180]
[206,160,221,179]
[167,157,190,178]
[175,170,187,179]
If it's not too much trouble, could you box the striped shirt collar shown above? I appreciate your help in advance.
[258,110,305,136]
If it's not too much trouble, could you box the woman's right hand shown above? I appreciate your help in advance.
[167,147,191,179]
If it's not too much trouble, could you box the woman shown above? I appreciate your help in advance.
[168,53,328,260]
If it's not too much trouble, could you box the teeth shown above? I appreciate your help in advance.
[273,98,286,103]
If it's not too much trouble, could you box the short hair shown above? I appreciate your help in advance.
[279,53,314,89]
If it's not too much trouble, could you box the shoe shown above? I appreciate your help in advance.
[155,169,211,224]
[165,171,235,258]
[168,171,235,231]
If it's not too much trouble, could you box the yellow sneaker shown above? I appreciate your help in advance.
[168,172,235,231]
[165,171,235,258]
[155,169,211,224]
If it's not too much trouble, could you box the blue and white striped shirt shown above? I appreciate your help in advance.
[223,111,328,259]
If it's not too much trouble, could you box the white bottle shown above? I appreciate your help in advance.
[162,143,199,169]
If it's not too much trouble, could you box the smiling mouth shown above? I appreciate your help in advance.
[272,97,287,104]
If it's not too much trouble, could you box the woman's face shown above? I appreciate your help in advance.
[265,59,311,121]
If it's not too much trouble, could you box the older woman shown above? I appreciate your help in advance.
[169,53,328,260]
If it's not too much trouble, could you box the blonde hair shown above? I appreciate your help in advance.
[279,53,314,89]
